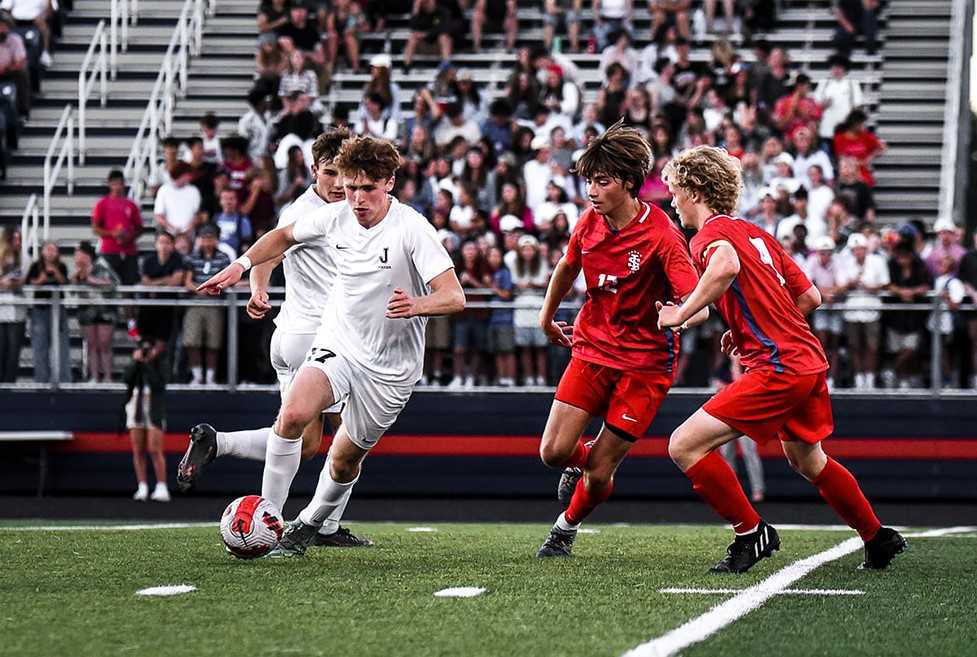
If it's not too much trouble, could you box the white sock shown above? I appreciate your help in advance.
[299,459,358,528]
[555,512,579,532]
[261,430,302,513]
[317,487,353,535]
[191,366,203,382]
[205,370,216,385]
[217,428,270,461]
[735,523,760,536]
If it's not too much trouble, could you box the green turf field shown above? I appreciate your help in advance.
[1,522,974,657]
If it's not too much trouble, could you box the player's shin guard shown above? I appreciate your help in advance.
[261,430,302,513]
[685,450,762,533]
[564,439,593,469]
[318,486,353,535]
[564,477,613,526]
[298,458,359,528]
[812,457,882,542]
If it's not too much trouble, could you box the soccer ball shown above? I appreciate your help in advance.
[219,495,284,559]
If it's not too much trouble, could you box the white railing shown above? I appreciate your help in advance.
[78,20,108,164]
[20,194,40,266]
[43,106,76,238]
[109,0,137,79]
[124,0,213,201]
[937,0,968,225]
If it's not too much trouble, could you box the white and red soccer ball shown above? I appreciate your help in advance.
[219,495,284,559]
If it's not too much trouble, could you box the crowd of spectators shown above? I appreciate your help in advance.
[2,1,977,391]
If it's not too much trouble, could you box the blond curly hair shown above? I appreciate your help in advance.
[663,146,742,216]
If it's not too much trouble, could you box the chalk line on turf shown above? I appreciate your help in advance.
[659,588,865,596]
[135,584,196,597]
[0,522,216,532]
[903,526,976,538]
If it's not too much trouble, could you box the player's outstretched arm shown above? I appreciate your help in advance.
[539,257,580,348]
[658,242,739,330]
[386,268,465,319]
[197,225,297,295]
[246,255,284,320]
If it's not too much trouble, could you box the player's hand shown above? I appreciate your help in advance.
[386,288,417,319]
[196,262,245,295]
[247,289,271,320]
[541,319,573,348]
[656,301,686,331]
[721,330,740,357]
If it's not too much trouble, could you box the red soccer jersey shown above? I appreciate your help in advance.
[689,214,828,375]
[564,202,699,373]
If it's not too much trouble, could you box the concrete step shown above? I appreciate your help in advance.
[873,171,942,187]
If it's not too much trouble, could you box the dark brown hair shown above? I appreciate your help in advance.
[312,126,352,166]
[571,118,653,197]
[333,135,402,181]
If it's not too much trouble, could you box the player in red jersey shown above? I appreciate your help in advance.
[535,120,706,557]
[658,145,906,573]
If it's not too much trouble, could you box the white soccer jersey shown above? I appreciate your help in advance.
[292,197,455,385]
[273,185,340,335]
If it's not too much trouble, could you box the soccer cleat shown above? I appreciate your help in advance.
[536,525,577,558]
[313,525,374,547]
[557,467,582,508]
[710,521,781,574]
[861,527,908,570]
[176,423,218,492]
[266,520,320,558]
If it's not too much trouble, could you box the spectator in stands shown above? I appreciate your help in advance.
[839,232,887,389]
[148,137,181,197]
[805,236,843,387]
[279,47,318,101]
[321,0,367,74]
[238,89,271,163]
[486,245,516,386]
[221,135,254,204]
[257,0,290,34]
[0,11,29,118]
[154,162,204,240]
[403,0,458,73]
[138,230,185,365]
[124,337,170,502]
[886,242,932,389]
[449,240,491,388]
[277,1,325,69]
[434,102,480,147]
[777,187,824,246]
[826,197,858,246]
[268,89,320,145]
[835,156,875,223]
[767,152,801,194]
[755,47,790,119]
[26,240,69,383]
[833,0,879,56]
[255,31,287,101]
[185,137,218,216]
[543,0,582,52]
[703,0,736,35]
[241,161,277,235]
[928,252,966,387]
[523,135,559,215]
[925,219,966,278]
[599,29,639,78]
[813,54,862,150]
[91,169,142,287]
[772,73,822,142]
[0,225,24,382]
[649,0,689,43]
[213,188,253,258]
[354,92,399,140]
[198,112,223,166]
[472,0,517,52]
[958,231,977,389]
[791,126,832,188]
[806,163,835,232]
[3,0,53,67]
[359,54,402,125]
[752,188,781,237]
[511,234,550,386]
[71,240,119,384]
[832,108,885,187]
[183,224,231,385]
[275,145,311,206]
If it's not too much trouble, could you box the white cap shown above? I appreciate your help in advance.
[933,218,957,233]
[773,152,795,167]
[436,228,459,251]
[531,134,551,150]
[549,174,567,188]
[847,233,868,249]
[814,236,836,251]
[499,214,523,233]
[369,54,392,69]
[517,234,539,248]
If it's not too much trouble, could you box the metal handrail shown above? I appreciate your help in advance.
[109,0,136,78]
[19,194,40,266]
[43,106,76,240]
[124,0,213,202]
[78,20,109,164]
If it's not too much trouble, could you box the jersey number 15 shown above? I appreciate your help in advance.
[597,273,619,294]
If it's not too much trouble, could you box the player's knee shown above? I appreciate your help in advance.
[667,428,690,466]
[539,440,569,468]
[328,454,360,482]
[278,405,313,437]
[584,468,613,492]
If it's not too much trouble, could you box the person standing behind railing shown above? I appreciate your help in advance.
[182,224,231,386]
[124,338,170,502]
[959,231,977,390]
[0,225,25,382]
[26,240,69,383]
[71,241,119,384]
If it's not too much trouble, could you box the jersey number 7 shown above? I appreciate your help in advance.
[307,348,337,363]
[748,238,786,286]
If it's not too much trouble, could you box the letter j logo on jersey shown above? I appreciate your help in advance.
[379,247,391,269]
[627,250,642,273]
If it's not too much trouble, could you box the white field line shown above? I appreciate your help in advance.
[903,526,976,538]
[659,588,864,596]
[620,537,864,657]
[0,522,216,532]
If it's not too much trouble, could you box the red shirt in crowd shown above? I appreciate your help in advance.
[563,202,699,373]
[833,129,883,186]
[222,156,254,203]
[91,195,143,256]
[772,93,823,142]
[689,214,827,375]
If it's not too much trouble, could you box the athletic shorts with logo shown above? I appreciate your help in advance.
[270,328,343,414]
[299,344,413,451]
[554,357,673,441]
[704,369,834,444]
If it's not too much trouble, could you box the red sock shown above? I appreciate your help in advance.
[564,440,592,469]
[565,477,613,526]
[812,457,882,541]
[685,451,762,532]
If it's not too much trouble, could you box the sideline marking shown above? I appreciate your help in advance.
[135,584,196,597]
[660,587,864,596]
[406,526,438,533]
[0,522,215,532]
[904,526,976,538]
[434,586,486,598]
[620,537,864,657]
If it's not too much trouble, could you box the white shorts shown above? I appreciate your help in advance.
[125,387,164,431]
[299,346,414,451]
[812,309,842,335]
[270,328,343,414]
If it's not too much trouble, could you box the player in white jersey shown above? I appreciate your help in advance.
[176,129,371,547]
[197,135,465,557]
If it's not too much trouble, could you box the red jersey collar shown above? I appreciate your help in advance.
[602,201,651,233]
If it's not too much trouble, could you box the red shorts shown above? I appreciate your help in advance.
[554,357,673,441]
[704,369,834,444]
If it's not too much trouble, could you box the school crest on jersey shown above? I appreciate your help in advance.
[627,250,642,273]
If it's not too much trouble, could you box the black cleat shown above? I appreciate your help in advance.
[710,521,780,574]
[861,527,908,570]
[312,525,374,547]
[176,423,218,492]
[557,468,582,508]
[536,525,577,558]
[266,520,320,558]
